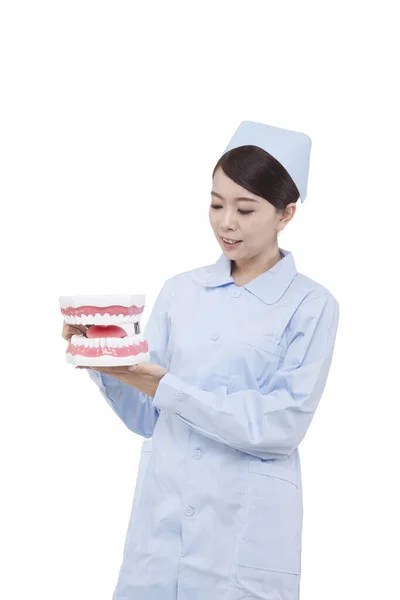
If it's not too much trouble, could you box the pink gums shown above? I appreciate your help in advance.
[67,340,148,357]
[61,305,144,318]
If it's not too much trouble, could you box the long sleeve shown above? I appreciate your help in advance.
[87,276,174,438]
[152,291,340,460]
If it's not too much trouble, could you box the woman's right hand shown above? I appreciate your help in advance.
[62,321,89,343]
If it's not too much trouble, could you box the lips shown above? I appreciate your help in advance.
[221,236,242,242]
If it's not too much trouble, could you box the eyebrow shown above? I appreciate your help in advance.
[211,191,259,203]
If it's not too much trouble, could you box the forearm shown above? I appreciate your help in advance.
[88,369,159,438]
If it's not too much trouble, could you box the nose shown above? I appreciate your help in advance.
[219,210,239,229]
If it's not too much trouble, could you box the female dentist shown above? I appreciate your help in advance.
[64,120,340,600]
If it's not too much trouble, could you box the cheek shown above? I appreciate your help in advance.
[250,217,275,235]
[209,212,218,227]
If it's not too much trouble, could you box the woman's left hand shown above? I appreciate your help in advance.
[77,363,168,398]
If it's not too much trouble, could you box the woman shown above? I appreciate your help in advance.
[63,120,340,599]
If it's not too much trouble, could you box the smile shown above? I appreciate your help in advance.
[221,236,242,248]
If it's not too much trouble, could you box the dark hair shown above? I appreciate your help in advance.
[212,145,300,211]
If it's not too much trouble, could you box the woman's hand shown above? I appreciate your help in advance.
[77,363,168,399]
[62,321,89,342]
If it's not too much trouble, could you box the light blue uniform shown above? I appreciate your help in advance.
[88,247,339,600]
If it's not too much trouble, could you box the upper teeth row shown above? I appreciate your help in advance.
[64,314,139,325]
[223,237,237,243]
[70,334,140,348]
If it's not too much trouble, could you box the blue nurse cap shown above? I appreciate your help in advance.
[222,120,312,202]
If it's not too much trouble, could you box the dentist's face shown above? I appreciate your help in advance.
[209,167,283,256]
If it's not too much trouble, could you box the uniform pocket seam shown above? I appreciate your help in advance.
[235,336,287,358]
[248,459,299,489]
[235,562,300,576]
[252,472,299,489]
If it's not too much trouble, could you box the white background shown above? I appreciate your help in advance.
[1,1,399,598]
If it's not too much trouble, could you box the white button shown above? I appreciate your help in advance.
[211,332,220,340]
[232,290,240,297]
[192,449,202,459]
[185,506,195,517]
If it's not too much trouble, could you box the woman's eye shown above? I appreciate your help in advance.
[210,205,254,215]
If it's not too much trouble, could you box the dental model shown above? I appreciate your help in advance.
[59,294,150,366]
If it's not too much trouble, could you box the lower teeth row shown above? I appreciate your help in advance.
[71,335,138,347]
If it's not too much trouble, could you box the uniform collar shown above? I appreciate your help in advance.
[204,247,297,305]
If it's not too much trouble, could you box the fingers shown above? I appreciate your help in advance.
[63,323,88,342]
[73,325,88,335]
[80,366,132,375]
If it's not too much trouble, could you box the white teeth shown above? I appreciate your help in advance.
[70,334,141,348]
[64,314,138,325]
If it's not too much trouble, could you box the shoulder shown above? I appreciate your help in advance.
[280,271,340,337]
[286,272,340,339]
[293,271,339,305]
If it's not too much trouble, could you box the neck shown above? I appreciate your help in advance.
[231,246,282,281]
